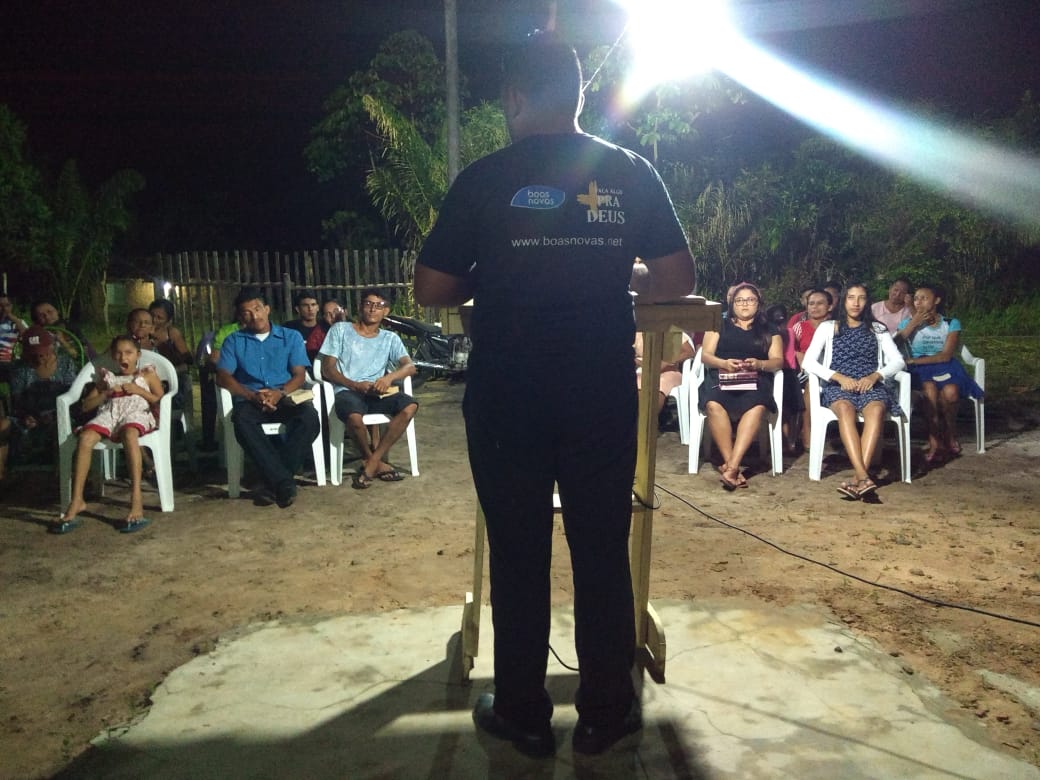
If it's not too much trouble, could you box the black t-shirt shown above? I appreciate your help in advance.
[418,132,688,396]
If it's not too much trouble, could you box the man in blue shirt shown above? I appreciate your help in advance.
[216,287,319,507]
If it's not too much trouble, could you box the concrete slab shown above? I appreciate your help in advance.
[60,600,1038,779]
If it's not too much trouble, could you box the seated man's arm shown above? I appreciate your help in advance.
[215,338,260,404]
[413,264,473,307]
[280,364,307,395]
[372,356,417,395]
[215,368,258,404]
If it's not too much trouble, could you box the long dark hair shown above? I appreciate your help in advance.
[727,282,773,354]
[836,282,878,333]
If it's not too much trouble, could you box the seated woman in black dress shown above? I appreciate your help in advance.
[700,283,783,490]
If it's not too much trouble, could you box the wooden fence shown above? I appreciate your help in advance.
[155,249,417,350]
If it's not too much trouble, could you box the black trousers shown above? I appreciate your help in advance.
[230,400,320,493]
[465,389,637,730]
[198,366,217,447]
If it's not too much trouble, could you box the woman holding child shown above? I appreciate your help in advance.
[700,283,783,490]
[802,283,904,499]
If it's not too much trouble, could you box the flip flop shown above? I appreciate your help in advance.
[352,471,374,490]
[836,486,861,503]
[119,517,152,534]
[377,468,404,482]
[854,478,878,498]
[836,480,861,500]
[719,471,740,491]
[48,516,83,535]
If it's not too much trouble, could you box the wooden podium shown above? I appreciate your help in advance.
[459,295,723,682]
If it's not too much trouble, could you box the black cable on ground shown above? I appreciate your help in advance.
[656,482,1040,630]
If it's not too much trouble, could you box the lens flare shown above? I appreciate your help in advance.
[610,0,1040,227]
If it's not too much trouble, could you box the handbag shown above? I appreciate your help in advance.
[718,371,758,391]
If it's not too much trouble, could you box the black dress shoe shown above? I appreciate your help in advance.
[275,482,297,508]
[472,693,555,758]
[572,699,643,756]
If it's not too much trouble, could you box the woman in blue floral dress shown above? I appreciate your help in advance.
[802,283,905,499]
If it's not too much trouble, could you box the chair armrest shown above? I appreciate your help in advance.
[56,386,77,442]
[960,345,984,390]
[806,372,823,412]
[892,370,912,416]
[56,362,99,442]
[319,380,337,414]
[770,368,784,409]
[218,386,235,417]
[973,357,985,391]
[683,350,704,404]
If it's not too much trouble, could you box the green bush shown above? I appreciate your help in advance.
[958,295,1040,397]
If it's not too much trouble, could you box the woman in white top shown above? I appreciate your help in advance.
[802,283,904,499]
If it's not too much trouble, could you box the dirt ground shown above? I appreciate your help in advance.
[1,378,1039,778]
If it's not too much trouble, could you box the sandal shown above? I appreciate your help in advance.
[854,478,877,498]
[718,466,740,491]
[377,468,404,482]
[119,517,152,534]
[352,471,374,490]
[836,481,861,500]
[924,449,947,466]
[48,515,83,535]
[948,441,962,457]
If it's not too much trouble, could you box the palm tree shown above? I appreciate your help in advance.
[362,96,508,253]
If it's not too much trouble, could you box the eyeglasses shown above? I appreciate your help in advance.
[732,297,757,305]
[362,301,386,310]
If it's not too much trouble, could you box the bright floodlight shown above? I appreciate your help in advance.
[616,0,735,101]
[609,0,1040,228]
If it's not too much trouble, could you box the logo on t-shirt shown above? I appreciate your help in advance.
[577,181,625,224]
[510,186,565,209]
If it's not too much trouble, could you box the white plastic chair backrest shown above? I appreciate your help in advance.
[57,350,177,441]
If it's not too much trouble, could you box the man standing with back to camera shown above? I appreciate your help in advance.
[414,32,695,757]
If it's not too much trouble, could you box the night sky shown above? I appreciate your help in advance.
[2,0,1038,251]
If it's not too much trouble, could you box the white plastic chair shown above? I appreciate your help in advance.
[807,366,912,484]
[56,350,178,513]
[960,345,985,453]
[313,359,419,485]
[678,348,784,476]
[667,361,692,446]
[217,377,326,498]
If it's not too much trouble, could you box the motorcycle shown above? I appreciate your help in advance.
[382,313,470,385]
